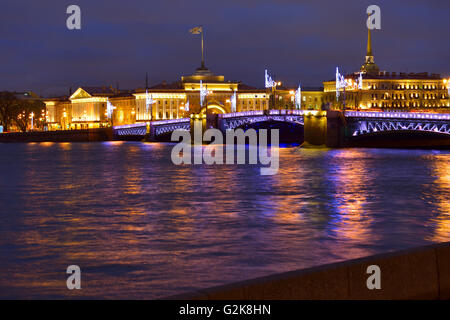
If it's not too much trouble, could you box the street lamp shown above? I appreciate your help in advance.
[30,112,34,131]
[179,105,184,118]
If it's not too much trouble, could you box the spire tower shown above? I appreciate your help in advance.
[367,28,373,57]
[360,21,379,74]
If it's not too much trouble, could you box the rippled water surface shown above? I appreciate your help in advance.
[0,142,449,298]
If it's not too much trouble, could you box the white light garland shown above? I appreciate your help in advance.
[231,90,237,113]
[295,84,301,109]
[336,68,364,100]
[145,89,156,116]
[200,80,208,107]
[336,67,347,100]
[358,72,363,89]
[106,99,116,120]
[265,69,277,88]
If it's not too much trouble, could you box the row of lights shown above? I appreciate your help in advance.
[346,111,450,120]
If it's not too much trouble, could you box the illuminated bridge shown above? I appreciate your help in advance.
[345,111,450,137]
[218,110,304,131]
[113,118,189,139]
[113,110,450,147]
[113,110,305,140]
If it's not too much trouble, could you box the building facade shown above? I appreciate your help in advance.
[323,28,450,112]
[44,66,323,130]
[44,27,449,130]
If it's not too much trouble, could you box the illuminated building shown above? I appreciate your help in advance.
[45,98,72,130]
[45,86,130,130]
[44,65,323,130]
[44,26,449,130]
[133,66,266,118]
[323,27,450,111]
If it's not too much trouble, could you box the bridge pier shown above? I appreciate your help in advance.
[303,110,345,147]
[189,113,207,143]
[326,110,346,148]
[188,113,220,143]
[146,122,156,141]
[303,111,327,146]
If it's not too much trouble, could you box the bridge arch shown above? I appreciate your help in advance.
[235,119,303,129]
[235,119,304,145]
[200,103,227,115]
[350,120,450,137]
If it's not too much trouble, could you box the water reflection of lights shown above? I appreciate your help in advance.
[39,142,54,147]
[428,155,450,242]
[102,141,124,146]
[2,144,449,299]
[59,142,72,151]
[329,150,377,244]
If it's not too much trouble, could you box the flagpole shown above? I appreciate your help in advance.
[201,26,205,68]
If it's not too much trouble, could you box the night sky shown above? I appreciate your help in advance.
[1,0,449,97]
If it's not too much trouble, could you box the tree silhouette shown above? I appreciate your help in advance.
[0,92,45,132]
[0,92,17,132]
[14,99,45,132]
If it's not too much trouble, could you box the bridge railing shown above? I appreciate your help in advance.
[151,118,190,126]
[113,118,191,131]
[345,111,450,120]
[113,123,146,130]
[219,109,305,119]
[219,111,264,119]
[268,109,304,116]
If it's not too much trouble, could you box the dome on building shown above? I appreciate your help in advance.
[181,66,225,83]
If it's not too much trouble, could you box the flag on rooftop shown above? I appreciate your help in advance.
[189,26,202,34]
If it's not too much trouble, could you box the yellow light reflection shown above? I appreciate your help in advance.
[429,155,450,242]
[331,150,377,245]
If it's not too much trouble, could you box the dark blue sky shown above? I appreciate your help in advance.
[0,0,449,96]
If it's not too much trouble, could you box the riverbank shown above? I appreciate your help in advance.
[0,128,113,142]
[1,130,449,149]
[167,241,450,300]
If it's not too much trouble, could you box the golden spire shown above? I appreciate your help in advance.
[360,21,379,74]
[367,28,373,57]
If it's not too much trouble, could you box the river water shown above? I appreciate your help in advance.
[0,142,448,298]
